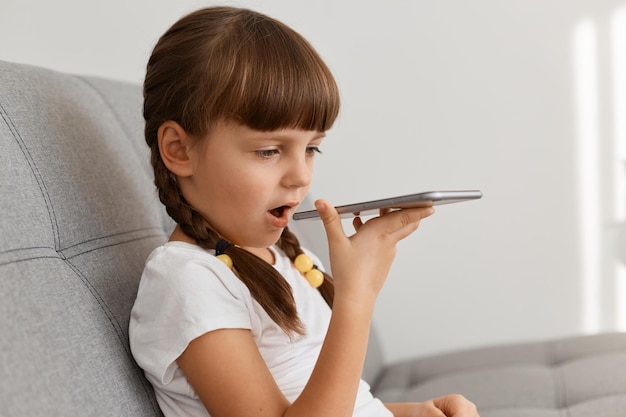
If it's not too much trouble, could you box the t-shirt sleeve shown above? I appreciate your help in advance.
[130,246,253,385]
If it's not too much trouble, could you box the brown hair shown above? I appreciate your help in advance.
[144,6,339,335]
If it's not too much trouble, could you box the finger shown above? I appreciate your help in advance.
[384,206,435,239]
[314,199,346,245]
[421,401,447,417]
[432,394,479,417]
[352,216,363,232]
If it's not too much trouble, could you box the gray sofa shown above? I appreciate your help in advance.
[1,60,626,417]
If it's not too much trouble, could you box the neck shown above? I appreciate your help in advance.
[243,246,275,265]
[168,225,196,244]
[169,225,276,265]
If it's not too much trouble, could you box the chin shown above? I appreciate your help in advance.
[241,230,284,250]
[263,231,284,248]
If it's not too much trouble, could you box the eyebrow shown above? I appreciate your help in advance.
[247,132,326,143]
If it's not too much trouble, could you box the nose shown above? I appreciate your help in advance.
[283,155,313,189]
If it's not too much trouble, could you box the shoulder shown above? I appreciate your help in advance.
[130,242,254,384]
[141,241,245,295]
[131,242,255,343]
[144,241,218,274]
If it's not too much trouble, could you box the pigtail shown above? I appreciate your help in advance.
[220,244,305,334]
[277,228,334,308]
[152,153,332,333]
[143,6,340,336]
[152,158,305,335]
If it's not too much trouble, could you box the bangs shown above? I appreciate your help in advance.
[205,16,340,132]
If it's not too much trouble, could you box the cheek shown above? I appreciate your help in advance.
[204,157,247,193]
[217,170,268,208]
[204,155,275,209]
[228,164,262,189]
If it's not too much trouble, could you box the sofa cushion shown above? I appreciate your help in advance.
[372,332,626,417]
[0,60,170,416]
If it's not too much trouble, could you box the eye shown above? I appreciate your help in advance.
[256,149,280,159]
[306,146,322,157]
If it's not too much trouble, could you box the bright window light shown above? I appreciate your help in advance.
[573,18,600,333]
[611,6,626,331]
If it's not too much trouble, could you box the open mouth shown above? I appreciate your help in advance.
[269,206,288,218]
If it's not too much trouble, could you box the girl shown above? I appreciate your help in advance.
[129,6,479,417]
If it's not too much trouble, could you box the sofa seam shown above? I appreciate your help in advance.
[567,392,626,409]
[63,233,165,260]
[546,340,568,410]
[1,64,162,416]
[0,245,55,255]
[63,245,164,416]
[0,255,61,268]
[0,228,165,263]
[75,76,147,162]
[0,234,163,413]
[0,101,61,250]
[78,76,178,243]
[60,227,165,252]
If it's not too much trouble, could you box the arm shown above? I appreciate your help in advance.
[177,296,375,417]
[178,201,435,417]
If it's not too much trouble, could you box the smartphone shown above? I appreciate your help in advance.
[292,190,482,220]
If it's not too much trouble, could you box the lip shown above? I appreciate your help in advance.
[267,201,300,229]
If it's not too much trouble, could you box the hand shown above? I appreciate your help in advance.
[386,395,479,417]
[315,199,434,305]
[430,395,479,416]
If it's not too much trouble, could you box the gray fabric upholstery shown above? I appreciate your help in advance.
[372,333,626,416]
[1,60,625,416]
[0,60,169,416]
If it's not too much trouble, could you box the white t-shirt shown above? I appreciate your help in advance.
[129,242,392,417]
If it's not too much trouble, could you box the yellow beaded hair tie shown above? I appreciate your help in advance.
[294,253,324,288]
[215,238,234,269]
[214,238,324,289]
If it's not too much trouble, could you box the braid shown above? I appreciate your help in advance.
[278,228,335,308]
[142,7,340,336]
[150,149,305,335]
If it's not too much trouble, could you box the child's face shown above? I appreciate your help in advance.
[181,121,324,249]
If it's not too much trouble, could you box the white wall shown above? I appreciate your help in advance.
[3,0,626,364]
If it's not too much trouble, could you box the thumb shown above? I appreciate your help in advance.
[314,199,345,245]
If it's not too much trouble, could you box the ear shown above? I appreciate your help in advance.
[158,121,194,177]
